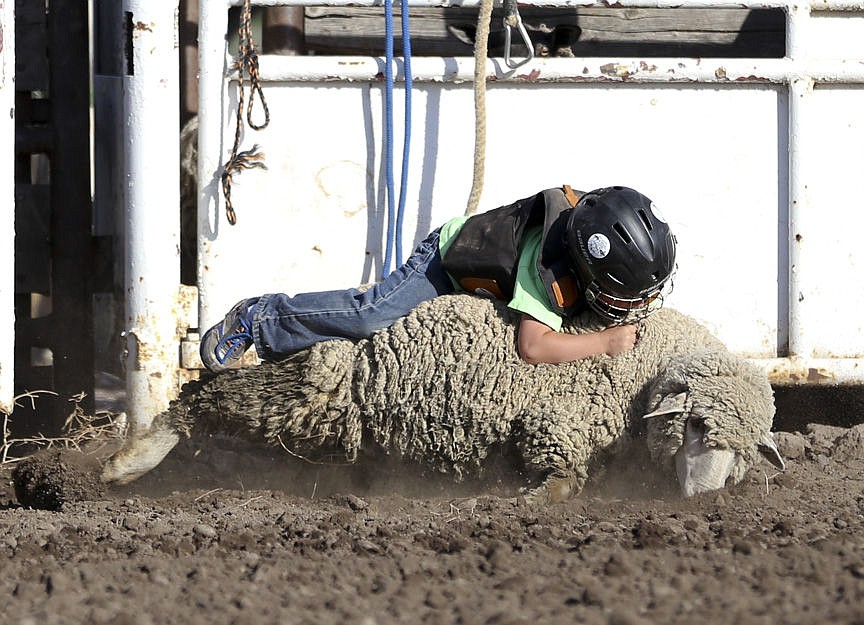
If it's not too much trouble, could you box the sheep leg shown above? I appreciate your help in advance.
[516,408,594,504]
[524,469,583,504]
[101,411,180,485]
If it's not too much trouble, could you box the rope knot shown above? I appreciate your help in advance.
[221,145,268,225]
[221,0,270,224]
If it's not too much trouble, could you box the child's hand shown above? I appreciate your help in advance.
[600,325,638,356]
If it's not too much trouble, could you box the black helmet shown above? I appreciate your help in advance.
[564,186,677,323]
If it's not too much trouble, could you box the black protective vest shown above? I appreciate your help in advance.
[441,185,586,317]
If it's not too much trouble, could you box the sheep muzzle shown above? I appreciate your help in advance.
[675,417,737,497]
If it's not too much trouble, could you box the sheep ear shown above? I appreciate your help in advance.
[643,392,688,419]
[758,432,786,471]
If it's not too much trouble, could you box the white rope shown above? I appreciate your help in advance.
[465,0,494,216]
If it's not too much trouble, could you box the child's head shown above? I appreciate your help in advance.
[564,186,676,324]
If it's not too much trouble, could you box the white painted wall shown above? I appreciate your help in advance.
[202,82,786,359]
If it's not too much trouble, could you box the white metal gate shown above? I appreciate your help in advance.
[193,0,864,374]
[125,0,864,427]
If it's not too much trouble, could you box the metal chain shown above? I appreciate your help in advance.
[221,0,270,225]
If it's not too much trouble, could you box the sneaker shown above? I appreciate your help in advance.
[200,298,257,373]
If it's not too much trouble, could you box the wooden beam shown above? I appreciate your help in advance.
[303,7,784,58]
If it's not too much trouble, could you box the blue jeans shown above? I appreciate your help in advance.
[252,228,455,360]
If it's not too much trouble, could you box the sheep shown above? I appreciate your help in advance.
[102,294,785,502]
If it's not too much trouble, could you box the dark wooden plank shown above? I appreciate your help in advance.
[93,0,124,76]
[92,235,115,294]
[14,184,51,294]
[15,125,53,154]
[14,0,49,91]
[12,292,59,437]
[46,0,95,423]
[303,7,784,58]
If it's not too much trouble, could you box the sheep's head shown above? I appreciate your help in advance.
[643,349,785,497]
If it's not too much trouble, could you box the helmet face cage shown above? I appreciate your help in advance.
[584,269,676,324]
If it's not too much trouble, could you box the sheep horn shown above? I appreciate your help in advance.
[642,392,688,419]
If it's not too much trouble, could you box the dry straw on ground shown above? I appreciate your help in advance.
[1,390,123,466]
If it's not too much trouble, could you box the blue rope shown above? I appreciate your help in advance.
[382,0,413,277]
[382,0,396,278]
[395,1,412,268]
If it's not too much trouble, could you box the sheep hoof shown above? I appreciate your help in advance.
[101,429,180,485]
[524,471,580,504]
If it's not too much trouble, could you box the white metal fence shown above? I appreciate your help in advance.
[8,0,862,422]
[0,0,864,438]
[191,0,864,389]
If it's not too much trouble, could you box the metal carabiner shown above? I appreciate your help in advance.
[503,0,534,69]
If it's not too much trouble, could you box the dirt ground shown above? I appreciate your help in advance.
[1,386,863,625]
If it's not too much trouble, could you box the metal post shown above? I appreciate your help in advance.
[263,6,305,55]
[0,0,15,415]
[196,0,231,331]
[123,0,182,430]
[787,2,811,359]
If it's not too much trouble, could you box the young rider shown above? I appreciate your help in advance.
[200,185,677,373]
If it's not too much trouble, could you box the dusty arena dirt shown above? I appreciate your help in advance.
[1,387,864,625]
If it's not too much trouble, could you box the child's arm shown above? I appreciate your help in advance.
[517,315,637,364]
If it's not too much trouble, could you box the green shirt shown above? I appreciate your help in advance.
[438,217,564,332]
[438,216,470,257]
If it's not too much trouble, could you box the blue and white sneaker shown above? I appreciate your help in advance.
[200,298,258,373]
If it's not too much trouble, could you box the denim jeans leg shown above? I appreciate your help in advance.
[253,229,454,359]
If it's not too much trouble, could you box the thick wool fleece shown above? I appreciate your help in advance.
[159,293,766,496]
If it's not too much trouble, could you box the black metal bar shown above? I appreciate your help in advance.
[46,0,95,425]
[263,6,306,55]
